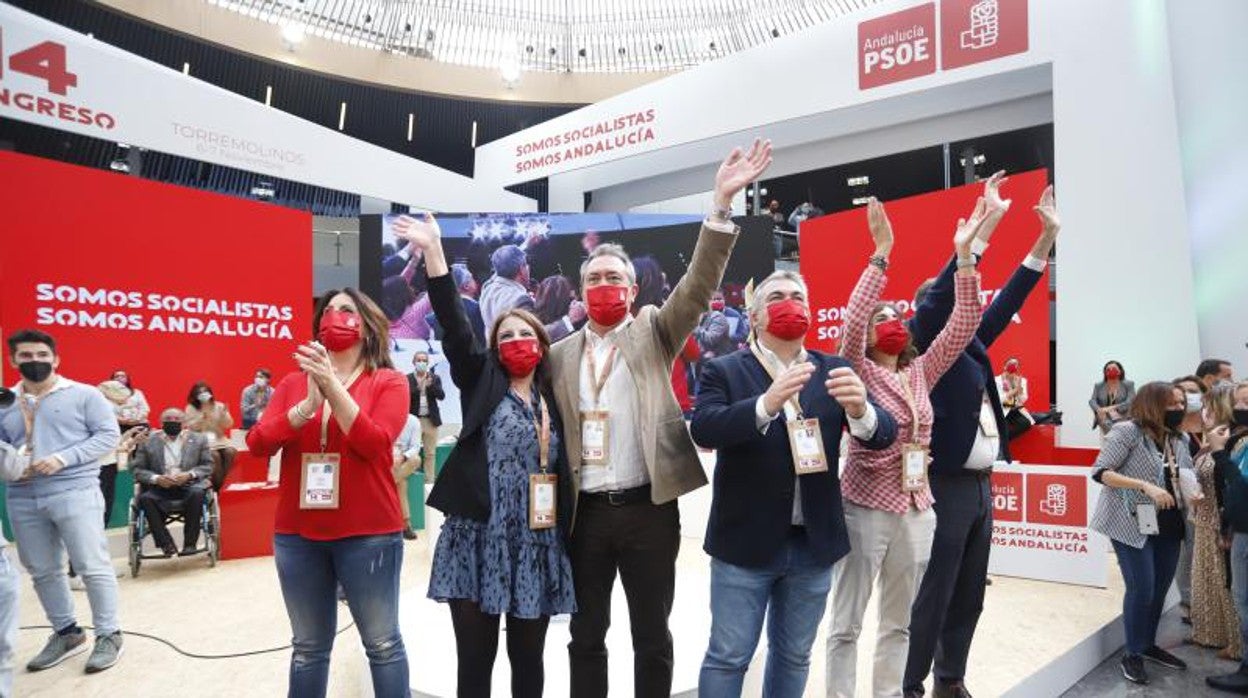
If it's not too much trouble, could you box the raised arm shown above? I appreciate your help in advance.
[920,216,983,386]
[656,140,771,357]
[842,198,893,370]
[393,213,488,392]
[978,185,1058,347]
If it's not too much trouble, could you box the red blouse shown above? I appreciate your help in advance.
[246,368,410,540]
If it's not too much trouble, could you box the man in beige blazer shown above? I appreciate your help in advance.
[550,140,773,698]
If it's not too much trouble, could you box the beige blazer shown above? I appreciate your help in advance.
[550,225,738,527]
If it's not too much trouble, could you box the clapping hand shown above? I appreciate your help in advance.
[1033,185,1059,235]
[763,363,816,417]
[825,367,869,419]
[714,139,773,210]
[954,197,987,257]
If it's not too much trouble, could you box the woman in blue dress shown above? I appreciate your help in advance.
[394,213,576,698]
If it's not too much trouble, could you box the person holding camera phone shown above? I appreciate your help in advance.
[1090,381,1200,685]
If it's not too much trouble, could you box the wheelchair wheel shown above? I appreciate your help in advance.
[205,493,221,568]
[128,509,143,578]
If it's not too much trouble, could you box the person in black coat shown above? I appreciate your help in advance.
[904,174,1061,698]
[394,213,576,698]
[407,350,445,480]
[691,269,898,697]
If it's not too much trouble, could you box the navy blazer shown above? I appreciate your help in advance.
[909,255,1044,474]
[691,348,898,569]
[424,274,575,541]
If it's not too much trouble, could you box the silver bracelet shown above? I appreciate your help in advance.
[293,402,314,421]
[956,256,977,269]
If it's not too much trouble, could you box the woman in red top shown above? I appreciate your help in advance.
[825,186,995,698]
[247,287,411,698]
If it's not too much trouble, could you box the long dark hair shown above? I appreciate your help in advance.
[1102,360,1126,381]
[633,256,666,310]
[381,276,416,321]
[868,301,919,370]
[1130,381,1182,447]
[534,275,574,325]
[313,288,394,371]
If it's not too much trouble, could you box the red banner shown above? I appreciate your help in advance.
[0,151,311,423]
[940,0,1029,71]
[800,169,1051,411]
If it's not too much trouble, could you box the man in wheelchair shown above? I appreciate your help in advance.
[130,408,213,557]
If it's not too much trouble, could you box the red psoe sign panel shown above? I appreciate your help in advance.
[940,0,1029,70]
[799,169,1051,412]
[0,151,311,421]
[858,3,937,89]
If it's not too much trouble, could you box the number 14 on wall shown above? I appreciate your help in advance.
[0,28,79,95]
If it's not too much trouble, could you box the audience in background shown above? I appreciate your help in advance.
[1189,383,1241,661]
[407,351,444,483]
[1199,359,1236,392]
[1175,375,1209,618]
[130,407,214,557]
[393,414,422,540]
[996,357,1035,440]
[0,437,24,697]
[1091,382,1195,686]
[240,368,274,429]
[425,263,486,344]
[1207,382,1248,693]
[788,201,824,231]
[1091,360,1135,437]
[184,381,236,490]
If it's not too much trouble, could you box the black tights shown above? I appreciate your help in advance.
[448,599,550,698]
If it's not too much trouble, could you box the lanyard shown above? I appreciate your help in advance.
[531,394,552,474]
[585,341,618,409]
[895,369,924,446]
[319,367,365,452]
[749,341,806,419]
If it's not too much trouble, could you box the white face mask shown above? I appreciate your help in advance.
[256,377,269,387]
[1185,392,1203,414]
[198,391,213,403]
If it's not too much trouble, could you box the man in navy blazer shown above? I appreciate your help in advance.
[692,269,898,697]
[904,175,1061,698]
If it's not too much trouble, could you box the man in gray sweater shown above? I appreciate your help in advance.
[0,330,122,675]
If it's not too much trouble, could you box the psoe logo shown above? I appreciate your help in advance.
[1038,483,1067,517]
[960,0,999,50]
[1026,473,1086,527]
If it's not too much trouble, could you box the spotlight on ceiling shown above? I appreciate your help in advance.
[618,47,627,56]
[771,28,780,38]
[577,48,587,58]
[404,23,412,33]
[654,43,663,52]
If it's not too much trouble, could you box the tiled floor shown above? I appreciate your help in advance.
[1062,608,1241,697]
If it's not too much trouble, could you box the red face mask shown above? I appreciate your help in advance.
[873,319,910,356]
[498,337,543,378]
[1105,366,1122,380]
[1005,363,1019,374]
[318,309,362,352]
[766,299,810,341]
[586,285,630,327]
[710,300,726,312]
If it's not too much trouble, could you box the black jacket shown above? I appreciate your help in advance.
[407,371,445,427]
[424,273,574,539]
[1216,430,1248,533]
[690,347,898,568]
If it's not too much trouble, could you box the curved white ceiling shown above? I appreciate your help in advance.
[207,0,883,74]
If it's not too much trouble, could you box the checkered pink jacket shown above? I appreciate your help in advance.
[840,264,981,513]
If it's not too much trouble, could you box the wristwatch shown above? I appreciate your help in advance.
[709,203,733,224]
[869,255,889,270]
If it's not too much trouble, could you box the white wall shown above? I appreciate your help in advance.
[487,0,1204,448]
[1166,0,1248,376]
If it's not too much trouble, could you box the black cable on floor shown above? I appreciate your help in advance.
[17,619,357,660]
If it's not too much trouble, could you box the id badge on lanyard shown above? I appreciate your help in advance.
[749,343,828,475]
[897,371,930,493]
[300,368,362,510]
[529,397,557,530]
[580,343,617,468]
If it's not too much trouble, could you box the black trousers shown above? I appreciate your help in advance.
[568,494,680,698]
[98,463,118,527]
[448,599,550,698]
[138,483,208,550]
[904,473,993,693]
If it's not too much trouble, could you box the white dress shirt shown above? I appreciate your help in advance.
[963,395,1001,471]
[751,342,879,525]
[578,316,649,493]
[161,432,188,475]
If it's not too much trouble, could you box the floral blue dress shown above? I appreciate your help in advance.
[428,391,577,618]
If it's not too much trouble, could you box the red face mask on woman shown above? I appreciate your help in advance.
[586,285,630,327]
[318,309,362,352]
[766,299,810,341]
[873,319,910,356]
[710,300,726,312]
[1105,366,1122,380]
[498,337,543,378]
[1005,363,1020,375]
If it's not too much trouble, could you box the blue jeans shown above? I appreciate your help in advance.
[699,530,833,698]
[1230,533,1248,670]
[0,548,18,698]
[1112,536,1182,655]
[7,486,120,636]
[274,533,409,698]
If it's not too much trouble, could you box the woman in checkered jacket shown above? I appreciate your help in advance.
[825,194,988,698]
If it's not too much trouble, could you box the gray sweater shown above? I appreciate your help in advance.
[0,378,120,499]
[0,442,24,548]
